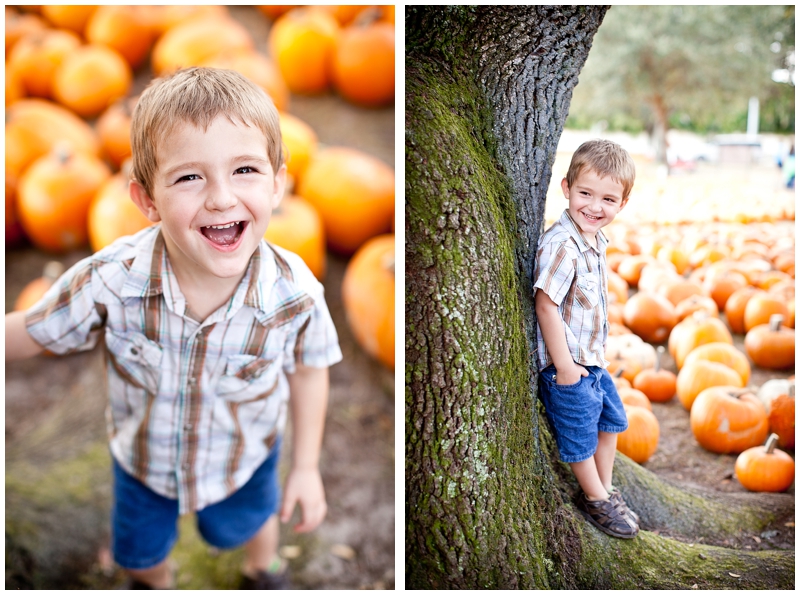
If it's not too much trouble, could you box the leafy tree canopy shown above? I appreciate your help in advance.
[567,5,795,135]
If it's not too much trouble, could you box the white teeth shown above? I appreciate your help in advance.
[206,222,240,229]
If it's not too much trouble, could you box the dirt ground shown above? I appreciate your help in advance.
[5,6,395,590]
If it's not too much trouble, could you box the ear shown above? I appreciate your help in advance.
[560,177,570,198]
[619,197,628,211]
[129,180,162,223]
[270,164,288,209]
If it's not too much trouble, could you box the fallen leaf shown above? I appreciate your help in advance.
[785,522,795,528]
[729,573,741,578]
[752,535,761,543]
[331,543,357,560]
[691,584,698,589]
[698,553,706,560]
[280,545,302,559]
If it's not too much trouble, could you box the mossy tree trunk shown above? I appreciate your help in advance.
[405,6,793,589]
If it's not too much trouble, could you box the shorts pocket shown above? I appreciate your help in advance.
[105,329,163,394]
[216,354,280,403]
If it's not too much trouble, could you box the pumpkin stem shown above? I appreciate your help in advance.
[613,367,624,379]
[769,314,784,332]
[655,345,664,373]
[765,433,779,454]
[381,253,395,275]
[727,387,753,398]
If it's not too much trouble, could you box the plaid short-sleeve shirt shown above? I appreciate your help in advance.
[25,226,342,514]
[533,210,610,371]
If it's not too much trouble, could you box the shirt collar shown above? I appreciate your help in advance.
[559,209,608,253]
[120,227,276,316]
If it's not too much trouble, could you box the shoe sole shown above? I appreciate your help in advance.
[578,509,638,539]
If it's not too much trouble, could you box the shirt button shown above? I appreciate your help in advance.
[130,347,139,355]
[184,424,192,431]
[182,463,190,470]
[188,377,197,385]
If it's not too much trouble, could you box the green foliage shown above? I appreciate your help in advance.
[569,5,795,134]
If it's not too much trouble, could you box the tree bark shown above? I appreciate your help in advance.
[405,5,793,589]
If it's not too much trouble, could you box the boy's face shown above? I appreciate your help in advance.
[561,168,626,242]
[131,115,286,285]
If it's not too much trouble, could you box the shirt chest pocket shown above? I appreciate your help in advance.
[575,275,600,310]
[105,329,163,395]
[216,354,281,403]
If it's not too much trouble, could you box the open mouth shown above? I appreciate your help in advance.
[582,212,602,222]
[200,221,246,247]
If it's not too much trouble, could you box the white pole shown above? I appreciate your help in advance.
[747,96,759,137]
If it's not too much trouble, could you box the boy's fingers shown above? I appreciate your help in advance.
[279,490,297,523]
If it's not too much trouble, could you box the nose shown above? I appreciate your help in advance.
[204,177,238,211]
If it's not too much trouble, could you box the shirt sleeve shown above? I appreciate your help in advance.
[533,240,575,307]
[283,280,343,373]
[24,257,105,355]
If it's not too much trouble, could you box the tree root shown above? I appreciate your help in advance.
[577,527,794,589]
[611,455,794,546]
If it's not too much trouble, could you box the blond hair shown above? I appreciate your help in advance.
[130,67,284,196]
[565,139,636,200]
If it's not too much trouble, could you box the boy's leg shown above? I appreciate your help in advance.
[594,430,618,492]
[126,559,175,589]
[569,457,609,501]
[241,514,282,577]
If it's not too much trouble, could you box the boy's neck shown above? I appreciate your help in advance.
[168,258,250,323]
[581,230,598,250]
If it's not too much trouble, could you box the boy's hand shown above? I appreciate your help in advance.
[555,362,589,386]
[280,466,327,533]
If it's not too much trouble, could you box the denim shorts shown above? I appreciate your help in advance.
[538,365,628,463]
[111,440,282,570]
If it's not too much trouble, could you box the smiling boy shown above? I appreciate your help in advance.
[533,139,639,539]
[5,68,342,588]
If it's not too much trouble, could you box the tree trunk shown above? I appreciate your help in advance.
[405,6,793,589]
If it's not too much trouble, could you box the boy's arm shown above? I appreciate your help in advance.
[534,290,588,385]
[280,363,329,532]
[5,311,44,361]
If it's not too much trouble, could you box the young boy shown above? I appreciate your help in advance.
[5,67,343,588]
[533,139,638,539]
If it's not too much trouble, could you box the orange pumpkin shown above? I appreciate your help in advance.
[690,387,769,454]
[675,294,719,321]
[676,358,744,411]
[616,405,660,464]
[616,255,655,289]
[656,245,690,275]
[622,291,678,344]
[5,8,48,55]
[607,270,629,305]
[297,147,394,255]
[256,6,296,20]
[724,286,759,334]
[88,167,154,253]
[53,44,133,118]
[744,315,795,370]
[264,195,326,280]
[734,433,795,492]
[140,5,230,37]
[669,311,733,369]
[7,28,82,98]
[200,50,290,113]
[96,96,136,169]
[40,4,97,35]
[5,98,101,197]
[341,234,395,369]
[611,369,631,391]
[17,144,111,253]
[743,291,790,333]
[278,112,319,184]
[332,17,394,107]
[704,268,749,311]
[14,261,65,312]
[632,346,676,403]
[317,5,367,26]
[660,278,707,307]
[151,17,253,76]
[268,8,340,94]
[618,387,653,411]
[6,65,26,107]
[85,5,156,70]
[682,342,750,386]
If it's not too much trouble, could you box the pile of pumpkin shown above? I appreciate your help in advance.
[603,219,794,493]
[6,5,395,370]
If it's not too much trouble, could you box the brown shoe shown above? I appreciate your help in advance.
[609,487,640,525]
[239,569,291,590]
[576,491,639,539]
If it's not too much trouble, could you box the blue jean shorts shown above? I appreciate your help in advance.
[111,440,282,570]
[538,365,628,463]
